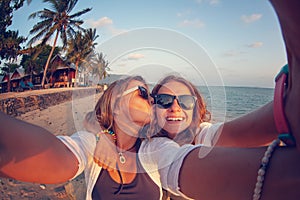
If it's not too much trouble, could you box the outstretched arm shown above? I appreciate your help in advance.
[140,137,300,200]
[215,101,277,147]
[179,145,300,200]
[0,112,78,184]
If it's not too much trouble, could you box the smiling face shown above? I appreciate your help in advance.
[155,81,194,138]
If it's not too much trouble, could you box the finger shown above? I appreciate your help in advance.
[93,157,105,167]
[106,160,115,171]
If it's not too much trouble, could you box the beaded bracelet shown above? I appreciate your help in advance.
[95,129,117,143]
[252,138,280,200]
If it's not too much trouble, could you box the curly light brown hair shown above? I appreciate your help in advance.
[148,75,211,145]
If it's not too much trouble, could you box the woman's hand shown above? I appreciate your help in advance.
[270,0,300,150]
[93,133,118,172]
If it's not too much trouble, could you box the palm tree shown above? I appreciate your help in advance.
[91,52,109,80]
[0,30,26,63]
[66,28,98,86]
[21,45,61,83]
[27,0,91,88]
[81,51,109,85]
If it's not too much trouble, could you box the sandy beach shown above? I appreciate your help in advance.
[0,89,102,200]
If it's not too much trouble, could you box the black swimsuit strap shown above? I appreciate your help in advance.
[114,162,124,195]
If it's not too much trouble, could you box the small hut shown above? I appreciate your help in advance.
[0,73,12,93]
[0,75,3,93]
[49,54,76,88]
[10,68,25,91]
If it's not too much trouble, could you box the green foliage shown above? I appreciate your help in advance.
[28,0,92,47]
[0,0,25,32]
[0,30,26,62]
[27,0,92,87]
[66,28,98,65]
[20,44,61,74]
[0,62,20,74]
[0,0,27,63]
[65,28,98,86]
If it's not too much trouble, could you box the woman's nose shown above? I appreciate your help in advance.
[149,96,154,105]
[169,99,181,111]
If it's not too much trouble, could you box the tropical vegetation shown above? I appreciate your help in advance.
[27,0,92,88]
[65,28,98,87]
[0,0,110,92]
[0,0,27,63]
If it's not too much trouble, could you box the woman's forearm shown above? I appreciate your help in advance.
[179,146,300,200]
[216,101,277,147]
[0,112,78,184]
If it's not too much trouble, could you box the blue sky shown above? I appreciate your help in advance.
[10,0,287,88]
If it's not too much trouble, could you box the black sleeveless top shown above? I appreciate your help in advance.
[92,157,160,200]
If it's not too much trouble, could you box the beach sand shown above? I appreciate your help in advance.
[0,90,102,200]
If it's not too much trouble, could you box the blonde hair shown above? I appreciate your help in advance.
[84,75,147,134]
[148,75,211,145]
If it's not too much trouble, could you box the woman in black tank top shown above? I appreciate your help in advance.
[84,76,160,199]
[92,139,159,200]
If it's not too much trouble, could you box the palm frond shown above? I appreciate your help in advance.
[69,8,92,18]
[67,0,79,13]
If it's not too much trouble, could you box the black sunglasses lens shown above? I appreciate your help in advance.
[178,95,196,110]
[138,86,149,99]
[154,94,196,110]
[155,94,174,109]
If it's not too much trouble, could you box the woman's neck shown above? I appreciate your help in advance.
[114,125,139,151]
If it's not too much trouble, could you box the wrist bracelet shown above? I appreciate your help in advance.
[95,129,117,143]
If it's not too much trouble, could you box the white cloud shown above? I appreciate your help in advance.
[223,50,245,57]
[241,14,262,23]
[86,17,113,28]
[247,42,263,48]
[177,12,183,17]
[176,9,193,17]
[105,26,127,36]
[127,53,145,60]
[195,0,220,5]
[85,17,127,38]
[178,19,205,28]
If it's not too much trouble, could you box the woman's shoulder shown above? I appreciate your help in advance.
[58,131,96,150]
[141,137,180,148]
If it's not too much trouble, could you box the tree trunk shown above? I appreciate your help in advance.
[7,76,11,92]
[74,59,79,87]
[41,30,59,88]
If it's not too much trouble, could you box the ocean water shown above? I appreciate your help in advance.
[197,86,274,122]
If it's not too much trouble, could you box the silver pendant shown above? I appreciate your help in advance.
[119,153,126,164]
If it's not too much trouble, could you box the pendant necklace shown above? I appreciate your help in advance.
[118,152,126,164]
[117,143,136,164]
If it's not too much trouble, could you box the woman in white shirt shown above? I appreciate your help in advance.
[139,0,300,199]
[0,75,163,200]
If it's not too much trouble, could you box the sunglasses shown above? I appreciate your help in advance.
[151,94,197,110]
[121,86,149,99]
